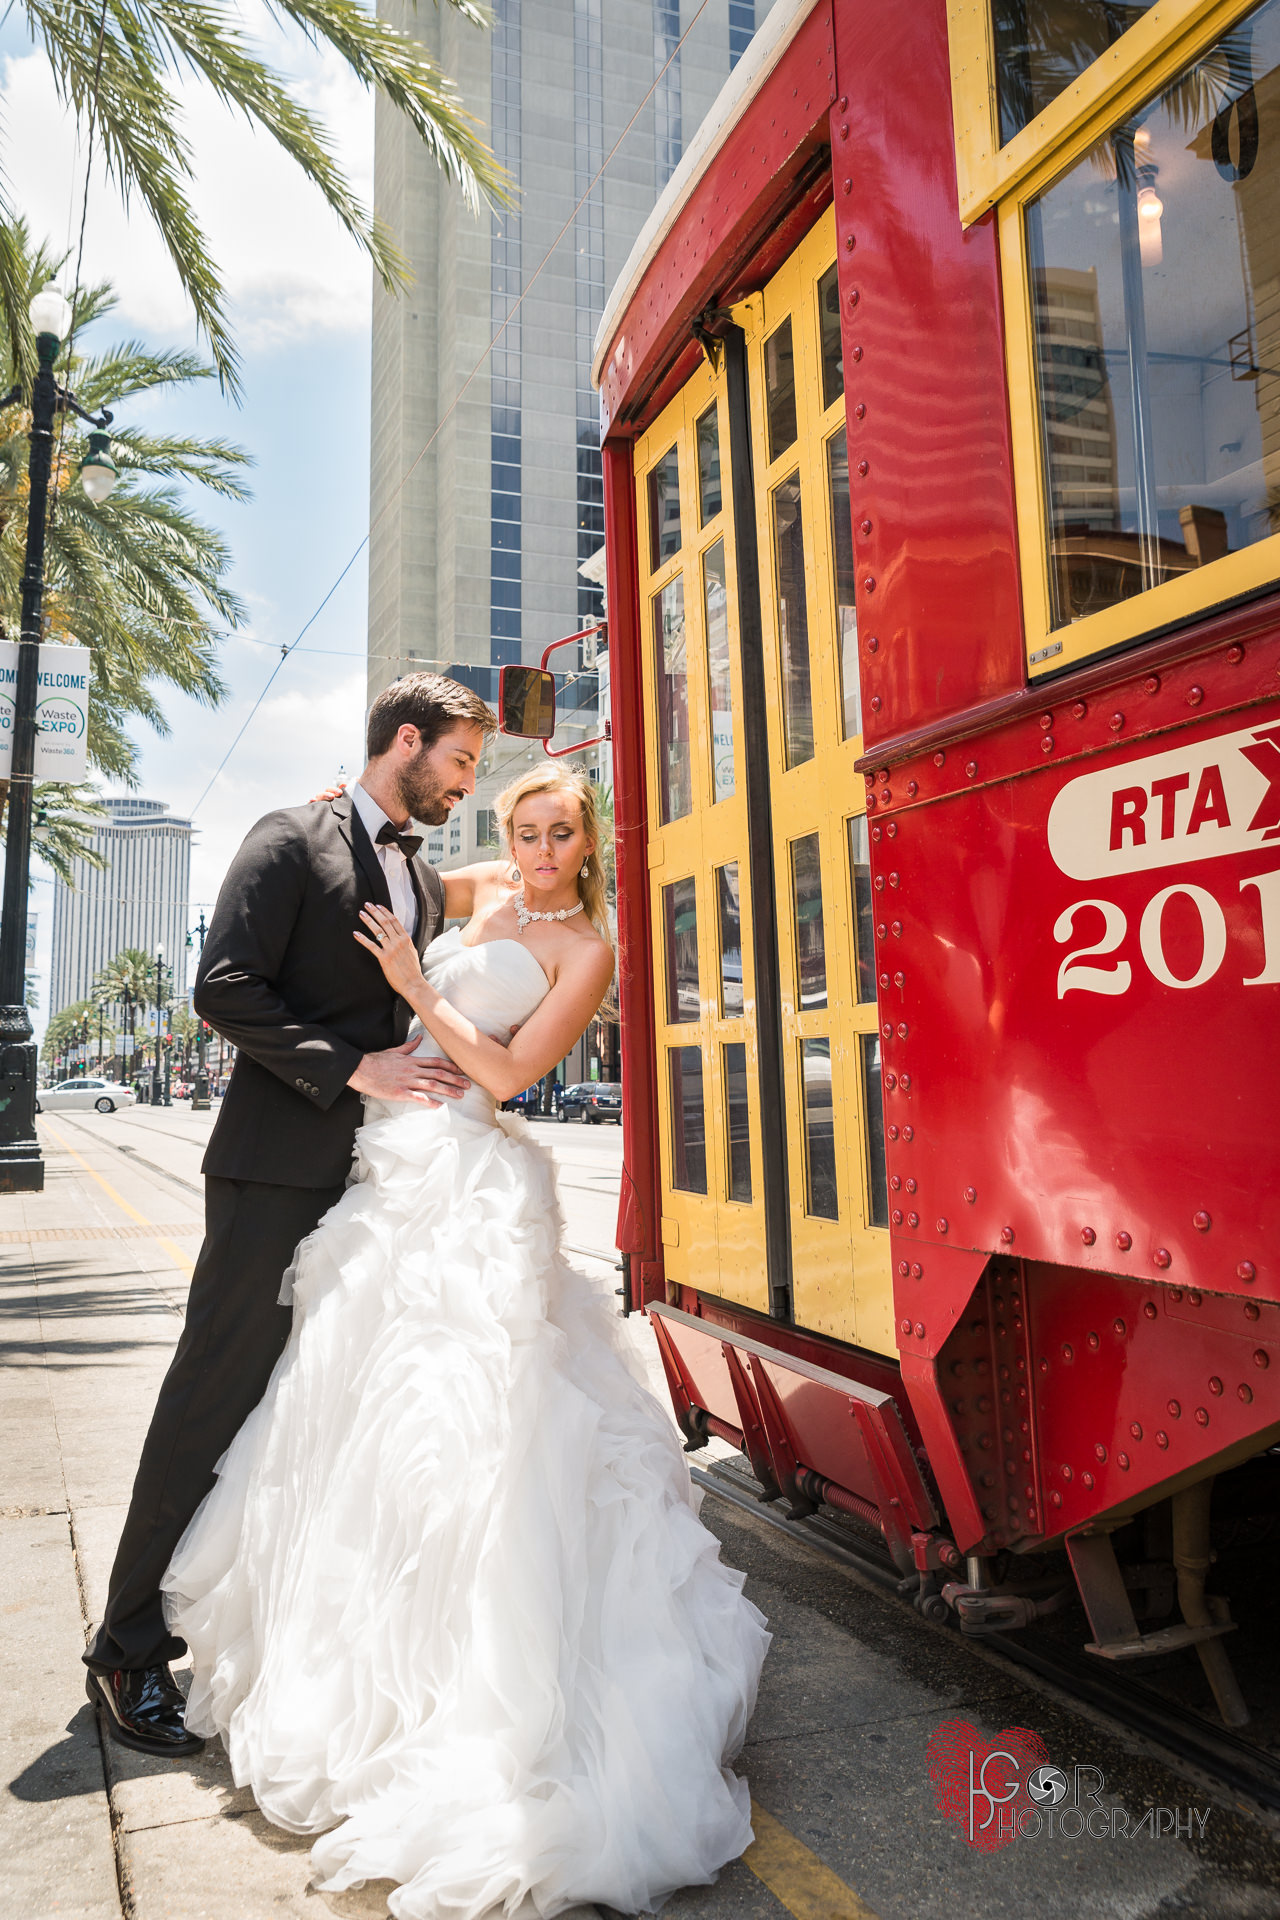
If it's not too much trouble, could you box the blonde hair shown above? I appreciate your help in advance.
[495,766,612,949]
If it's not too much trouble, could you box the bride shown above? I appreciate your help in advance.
[161,764,770,1920]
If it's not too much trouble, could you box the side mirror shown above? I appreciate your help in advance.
[499,664,556,739]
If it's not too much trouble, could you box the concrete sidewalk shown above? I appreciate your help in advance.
[6,1110,1280,1920]
[0,1112,625,1920]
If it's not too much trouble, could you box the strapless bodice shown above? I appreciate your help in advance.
[401,926,552,1123]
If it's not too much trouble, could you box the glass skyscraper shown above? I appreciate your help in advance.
[368,0,770,865]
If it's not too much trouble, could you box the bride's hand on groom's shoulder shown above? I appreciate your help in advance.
[309,782,346,803]
[354,903,424,997]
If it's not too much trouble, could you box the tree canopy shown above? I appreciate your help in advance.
[41,996,96,1062]
[92,946,162,1008]
[3,0,507,394]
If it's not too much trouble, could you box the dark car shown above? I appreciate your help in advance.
[501,1086,544,1114]
[559,1081,622,1125]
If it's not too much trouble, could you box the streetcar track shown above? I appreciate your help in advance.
[42,1111,205,1199]
[692,1457,1280,1820]
[44,1114,623,1269]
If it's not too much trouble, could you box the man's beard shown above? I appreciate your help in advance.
[395,749,455,827]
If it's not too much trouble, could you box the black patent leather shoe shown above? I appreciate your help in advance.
[86,1664,205,1757]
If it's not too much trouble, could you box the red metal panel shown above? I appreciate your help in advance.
[650,1305,937,1542]
[830,0,1025,745]
[1025,1264,1280,1537]
[604,439,662,1300]
[650,1309,743,1431]
[680,1286,927,1448]
[597,3,836,434]
[872,671,1280,1304]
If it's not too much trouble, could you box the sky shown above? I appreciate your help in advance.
[0,7,488,1034]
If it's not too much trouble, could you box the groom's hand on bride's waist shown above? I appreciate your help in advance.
[347,1039,470,1106]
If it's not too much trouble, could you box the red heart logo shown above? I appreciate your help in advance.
[927,1718,1051,1853]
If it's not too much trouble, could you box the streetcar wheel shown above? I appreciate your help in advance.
[95,1097,116,1114]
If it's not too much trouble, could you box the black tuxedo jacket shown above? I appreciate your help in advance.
[194,793,444,1188]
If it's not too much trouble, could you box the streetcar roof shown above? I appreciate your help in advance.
[591,0,822,392]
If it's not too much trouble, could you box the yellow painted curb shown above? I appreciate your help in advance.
[744,1800,882,1920]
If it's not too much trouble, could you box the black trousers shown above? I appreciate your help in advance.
[84,1175,346,1673]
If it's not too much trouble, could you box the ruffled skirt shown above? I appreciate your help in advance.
[162,1101,769,1918]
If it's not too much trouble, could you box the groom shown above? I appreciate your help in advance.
[84,672,495,1754]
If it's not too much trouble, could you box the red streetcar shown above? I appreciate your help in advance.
[511,0,1280,1725]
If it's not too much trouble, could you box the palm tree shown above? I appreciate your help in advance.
[3,0,507,395]
[41,996,95,1066]
[31,782,107,886]
[0,224,251,793]
[92,946,156,1011]
[91,946,154,1074]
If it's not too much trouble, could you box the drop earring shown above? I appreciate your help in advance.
[510,862,521,883]
[581,861,590,877]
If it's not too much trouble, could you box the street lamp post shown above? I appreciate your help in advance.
[0,286,119,1192]
[150,946,163,1108]
[187,910,210,1109]
[121,985,132,1086]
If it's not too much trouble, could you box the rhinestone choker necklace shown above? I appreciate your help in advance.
[513,891,585,935]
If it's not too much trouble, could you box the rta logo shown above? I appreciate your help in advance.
[926,1721,1211,1849]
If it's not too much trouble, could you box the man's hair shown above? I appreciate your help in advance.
[366,672,496,760]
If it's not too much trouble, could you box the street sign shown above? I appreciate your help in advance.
[119,1035,135,1056]
[0,644,91,780]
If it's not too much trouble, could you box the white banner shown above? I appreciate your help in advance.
[0,644,91,780]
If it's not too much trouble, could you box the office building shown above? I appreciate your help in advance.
[49,797,193,1015]
[367,0,777,867]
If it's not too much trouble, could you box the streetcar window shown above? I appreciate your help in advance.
[772,475,815,766]
[859,1034,890,1229]
[697,404,722,524]
[653,578,692,822]
[847,815,877,1004]
[716,862,745,1018]
[990,1,1159,147]
[703,539,735,802]
[764,317,798,461]
[800,1039,838,1220]
[647,444,681,569]
[723,1042,752,1203]
[1025,0,1280,633]
[826,428,861,739]
[790,833,828,1011]
[662,877,700,1023]
[669,1047,708,1193]
[818,263,843,409]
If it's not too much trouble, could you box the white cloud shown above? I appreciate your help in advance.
[155,664,368,908]
[0,14,375,352]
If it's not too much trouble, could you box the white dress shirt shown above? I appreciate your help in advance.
[351,782,419,938]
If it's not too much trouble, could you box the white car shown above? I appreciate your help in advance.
[36,1077,138,1115]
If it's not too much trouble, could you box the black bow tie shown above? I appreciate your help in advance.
[375,821,423,860]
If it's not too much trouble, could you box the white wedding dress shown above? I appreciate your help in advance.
[162,928,769,1920]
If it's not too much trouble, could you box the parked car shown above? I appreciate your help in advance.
[501,1086,542,1113]
[559,1081,622,1125]
[36,1077,138,1115]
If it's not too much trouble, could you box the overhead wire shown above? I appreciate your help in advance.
[188,0,714,817]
